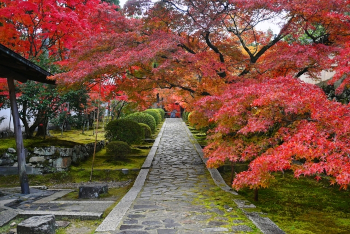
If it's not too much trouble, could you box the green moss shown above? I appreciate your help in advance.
[0,128,106,155]
[222,171,350,233]
[0,217,24,234]
[190,171,262,233]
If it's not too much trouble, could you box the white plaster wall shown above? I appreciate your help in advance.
[299,70,335,84]
[0,108,29,132]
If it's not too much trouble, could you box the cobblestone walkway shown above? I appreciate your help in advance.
[106,119,260,234]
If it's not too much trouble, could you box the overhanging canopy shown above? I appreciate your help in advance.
[0,43,55,84]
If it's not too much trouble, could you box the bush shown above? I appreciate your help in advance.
[125,112,156,132]
[105,119,144,144]
[139,123,152,138]
[106,141,131,159]
[154,108,165,121]
[182,111,190,122]
[143,109,162,124]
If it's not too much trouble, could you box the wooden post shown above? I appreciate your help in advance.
[7,78,30,194]
[90,84,101,182]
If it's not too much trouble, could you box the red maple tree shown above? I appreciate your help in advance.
[53,0,350,197]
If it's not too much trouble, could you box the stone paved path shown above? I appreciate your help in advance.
[100,119,261,234]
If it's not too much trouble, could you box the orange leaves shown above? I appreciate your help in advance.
[194,75,350,190]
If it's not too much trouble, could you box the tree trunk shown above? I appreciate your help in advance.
[36,117,48,138]
[36,124,46,136]
[230,162,235,185]
[7,78,30,194]
[254,188,259,201]
[20,101,31,137]
[116,101,125,119]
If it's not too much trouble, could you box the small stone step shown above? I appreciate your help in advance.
[17,215,55,234]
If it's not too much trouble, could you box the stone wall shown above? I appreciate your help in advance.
[0,141,105,174]
[0,130,15,139]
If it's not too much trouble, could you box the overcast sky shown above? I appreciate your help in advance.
[119,0,127,8]
[118,0,281,34]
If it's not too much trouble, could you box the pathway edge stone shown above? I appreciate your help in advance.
[181,121,286,234]
[141,123,165,169]
[181,121,238,195]
[95,121,166,232]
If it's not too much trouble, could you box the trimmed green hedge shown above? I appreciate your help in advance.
[105,119,144,144]
[154,108,165,121]
[139,123,152,138]
[182,111,190,122]
[106,141,131,159]
[125,112,156,133]
[143,109,162,125]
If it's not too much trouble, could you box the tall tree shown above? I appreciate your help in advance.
[54,0,350,194]
[0,0,120,136]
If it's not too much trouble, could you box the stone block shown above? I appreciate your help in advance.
[34,146,56,156]
[53,157,72,170]
[17,215,55,234]
[0,158,14,166]
[79,184,108,199]
[73,145,81,154]
[8,148,16,153]
[2,152,13,159]
[72,152,78,163]
[56,148,73,157]
[29,156,46,164]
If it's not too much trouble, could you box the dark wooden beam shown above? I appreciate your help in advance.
[0,65,28,83]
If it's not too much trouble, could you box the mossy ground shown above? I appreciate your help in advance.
[187,123,350,234]
[191,171,261,233]
[234,171,350,234]
[0,128,105,155]
[218,157,350,233]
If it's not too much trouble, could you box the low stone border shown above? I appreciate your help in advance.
[182,121,238,195]
[182,121,285,234]
[18,211,103,220]
[95,121,167,232]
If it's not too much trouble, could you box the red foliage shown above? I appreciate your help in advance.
[0,0,119,59]
[194,77,350,189]
[52,0,350,191]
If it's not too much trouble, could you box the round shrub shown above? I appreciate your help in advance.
[182,111,190,122]
[143,109,162,125]
[154,108,165,120]
[106,141,131,159]
[139,123,152,138]
[105,119,144,145]
[125,112,156,133]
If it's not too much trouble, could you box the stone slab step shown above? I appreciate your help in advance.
[0,208,18,226]
[48,200,114,204]
[19,211,103,220]
[33,190,73,203]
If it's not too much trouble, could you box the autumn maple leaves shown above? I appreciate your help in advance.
[2,0,350,191]
[193,77,350,190]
